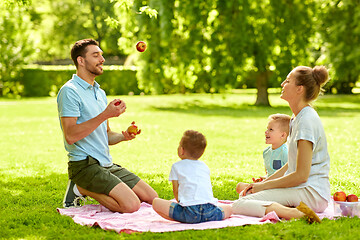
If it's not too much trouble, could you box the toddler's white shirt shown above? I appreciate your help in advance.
[169,159,218,206]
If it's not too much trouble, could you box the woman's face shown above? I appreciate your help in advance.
[280,69,299,102]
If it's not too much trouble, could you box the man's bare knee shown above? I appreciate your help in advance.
[131,180,159,204]
[122,200,141,213]
[144,191,158,204]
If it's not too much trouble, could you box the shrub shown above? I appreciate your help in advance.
[19,65,140,97]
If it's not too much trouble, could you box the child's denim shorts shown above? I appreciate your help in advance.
[169,202,225,223]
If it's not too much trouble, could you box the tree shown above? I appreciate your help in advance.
[0,2,34,97]
[4,0,31,4]
[243,0,317,105]
[28,0,124,61]
[28,0,158,62]
[319,0,360,94]
[115,0,317,105]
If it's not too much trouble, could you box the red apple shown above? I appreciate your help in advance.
[252,177,263,183]
[136,41,147,52]
[333,191,347,201]
[127,121,141,135]
[346,194,358,202]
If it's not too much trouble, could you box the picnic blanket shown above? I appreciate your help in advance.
[57,200,335,234]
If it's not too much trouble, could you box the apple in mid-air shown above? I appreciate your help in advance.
[136,41,147,52]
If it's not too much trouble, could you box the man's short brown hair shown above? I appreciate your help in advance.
[180,130,207,159]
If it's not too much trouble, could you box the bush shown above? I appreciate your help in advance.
[98,65,141,96]
[19,65,140,97]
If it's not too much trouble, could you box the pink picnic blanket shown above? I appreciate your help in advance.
[57,200,335,234]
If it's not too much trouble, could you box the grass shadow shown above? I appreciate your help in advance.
[150,102,291,118]
[0,173,120,238]
[150,100,360,118]
[0,171,239,238]
[1,169,360,239]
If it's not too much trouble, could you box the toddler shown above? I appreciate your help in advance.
[236,113,291,194]
[152,130,232,223]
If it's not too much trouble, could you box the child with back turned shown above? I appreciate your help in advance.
[152,130,232,223]
[236,114,291,195]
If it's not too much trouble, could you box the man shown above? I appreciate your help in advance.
[57,39,158,212]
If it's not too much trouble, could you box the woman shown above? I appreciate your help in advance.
[232,66,331,223]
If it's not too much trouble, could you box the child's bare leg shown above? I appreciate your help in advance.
[152,198,174,221]
[236,182,250,194]
[219,204,233,219]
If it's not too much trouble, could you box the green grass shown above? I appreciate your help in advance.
[0,91,359,239]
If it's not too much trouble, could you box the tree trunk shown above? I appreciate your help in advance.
[254,71,271,106]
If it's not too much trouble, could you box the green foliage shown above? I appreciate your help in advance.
[3,0,31,5]
[0,2,34,97]
[20,65,140,96]
[138,5,158,18]
[319,0,360,94]
[115,0,318,103]
[26,0,156,61]
[27,0,123,60]
[1,0,360,100]
[99,66,141,95]
[0,92,360,238]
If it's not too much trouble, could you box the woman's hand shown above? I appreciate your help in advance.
[241,182,266,196]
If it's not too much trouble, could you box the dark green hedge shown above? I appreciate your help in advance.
[19,65,140,97]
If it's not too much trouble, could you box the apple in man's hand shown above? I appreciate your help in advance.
[127,121,141,135]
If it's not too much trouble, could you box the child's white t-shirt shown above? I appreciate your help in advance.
[169,159,218,206]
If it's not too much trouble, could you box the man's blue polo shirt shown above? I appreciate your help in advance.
[57,74,112,167]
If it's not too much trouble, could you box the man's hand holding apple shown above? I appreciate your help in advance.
[103,99,126,119]
[121,130,136,141]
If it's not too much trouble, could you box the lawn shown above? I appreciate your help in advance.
[0,91,359,239]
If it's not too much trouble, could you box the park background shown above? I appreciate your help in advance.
[1,0,360,239]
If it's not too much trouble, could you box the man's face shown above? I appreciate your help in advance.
[82,45,105,76]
